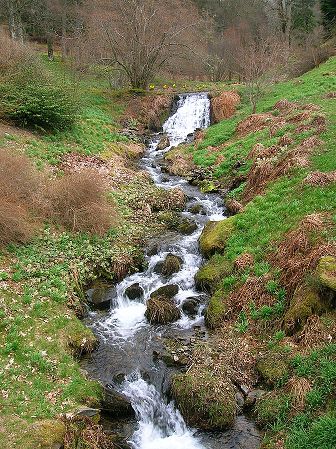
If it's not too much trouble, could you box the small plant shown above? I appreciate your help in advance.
[235,311,249,333]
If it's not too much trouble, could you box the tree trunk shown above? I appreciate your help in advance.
[61,8,68,59]
[6,0,24,42]
[47,36,54,61]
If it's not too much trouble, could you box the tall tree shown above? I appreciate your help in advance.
[86,0,204,89]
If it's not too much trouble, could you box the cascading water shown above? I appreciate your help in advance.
[84,93,261,449]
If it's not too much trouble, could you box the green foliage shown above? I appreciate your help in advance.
[235,311,249,333]
[0,62,80,131]
[285,413,336,449]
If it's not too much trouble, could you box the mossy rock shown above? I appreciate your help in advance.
[317,256,336,292]
[171,371,236,430]
[195,256,233,293]
[145,296,181,324]
[29,419,66,449]
[199,180,219,193]
[204,289,228,329]
[157,211,181,229]
[154,254,183,277]
[178,217,198,235]
[150,284,179,299]
[256,351,289,386]
[255,392,291,427]
[199,217,235,258]
[284,285,331,335]
[67,320,98,357]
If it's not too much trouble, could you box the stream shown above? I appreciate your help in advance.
[82,93,261,449]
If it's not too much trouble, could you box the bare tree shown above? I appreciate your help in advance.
[237,38,289,113]
[5,0,24,41]
[85,0,204,89]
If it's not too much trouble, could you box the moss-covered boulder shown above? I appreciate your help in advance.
[199,217,235,258]
[171,370,236,430]
[154,254,183,277]
[204,289,228,329]
[150,284,179,299]
[178,217,198,235]
[317,256,336,292]
[256,351,290,386]
[284,285,331,335]
[195,256,233,293]
[125,283,144,300]
[145,296,181,324]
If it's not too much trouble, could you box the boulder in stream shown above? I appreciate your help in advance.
[101,386,135,418]
[156,134,170,151]
[150,284,179,299]
[86,281,114,310]
[178,217,198,235]
[125,283,144,300]
[182,297,200,317]
[154,254,183,277]
[145,296,181,324]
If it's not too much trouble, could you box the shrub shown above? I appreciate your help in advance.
[47,170,114,235]
[0,200,37,246]
[0,33,80,131]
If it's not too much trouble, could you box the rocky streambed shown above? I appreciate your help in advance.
[81,93,262,449]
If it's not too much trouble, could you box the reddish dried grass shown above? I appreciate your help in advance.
[236,113,275,137]
[47,170,114,235]
[304,171,336,186]
[226,199,244,215]
[211,91,240,123]
[278,134,294,147]
[284,376,312,411]
[243,136,323,203]
[269,214,336,296]
[274,100,300,113]
[226,275,275,317]
[298,313,336,348]
[234,253,254,271]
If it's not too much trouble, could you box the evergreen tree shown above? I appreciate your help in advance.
[321,0,336,32]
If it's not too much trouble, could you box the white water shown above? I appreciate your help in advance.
[89,93,227,449]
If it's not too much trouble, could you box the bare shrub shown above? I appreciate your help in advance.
[0,148,45,213]
[0,200,37,245]
[0,31,36,77]
[211,91,240,123]
[47,170,114,235]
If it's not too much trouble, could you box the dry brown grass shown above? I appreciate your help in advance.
[269,214,336,296]
[225,198,244,215]
[298,313,336,348]
[0,149,115,246]
[236,113,275,137]
[47,169,114,235]
[226,275,275,317]
[274,99,300,113]
[284,376,312,411]
[63,416,115,449]
[243,136,323,203]
[234,253,254,271]
[0,201,38,245]
[304,171,336,186]
[211,91,240,123]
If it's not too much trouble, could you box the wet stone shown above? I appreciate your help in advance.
[101,386,135,418]
[178,217,198,235]
[86,283,114,310]
[125,283,144,300]
[182,298,200,317]
[154,254,183,277]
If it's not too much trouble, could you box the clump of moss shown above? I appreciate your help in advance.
[171,370,236,430]
[317,256,336,292]
[204,289,228,329]
[284,286,329,335]
[66,320,98,358]
[199,217,235,258]
[195,255,233,293]
[257,351,290,386]
[256,392,292,427]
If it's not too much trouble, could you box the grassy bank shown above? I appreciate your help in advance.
[166,57,336,448]
[0,55,183,448]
